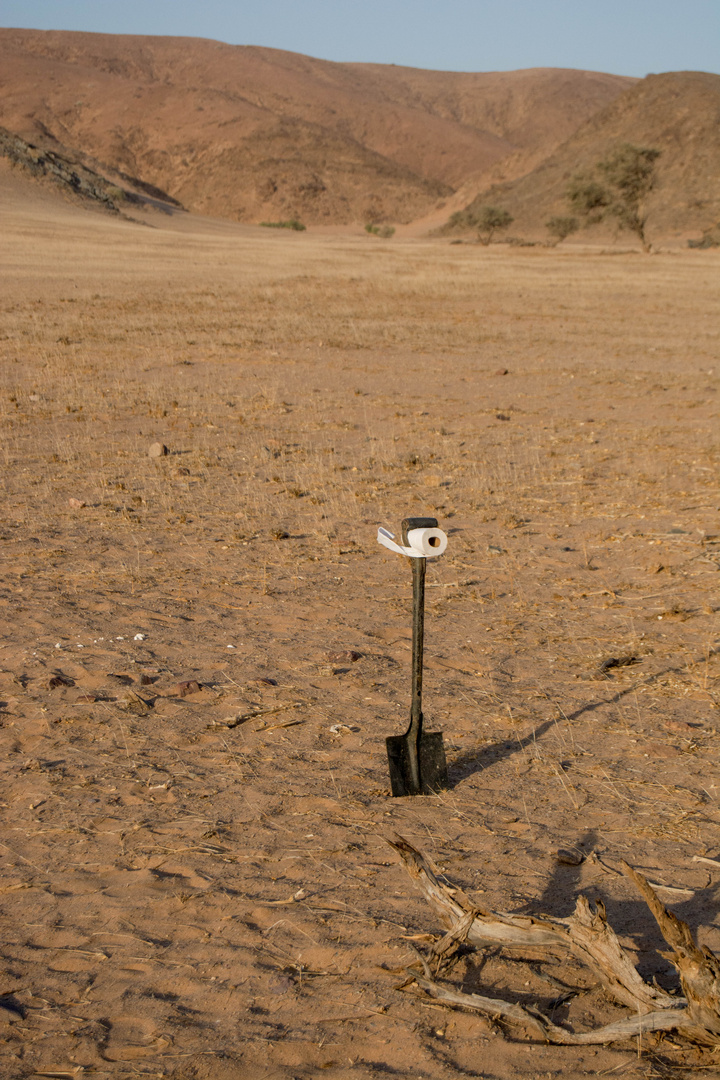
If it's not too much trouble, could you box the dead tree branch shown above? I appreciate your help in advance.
[387,833,720,1046]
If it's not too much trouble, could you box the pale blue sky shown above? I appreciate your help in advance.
[0,0,718,77]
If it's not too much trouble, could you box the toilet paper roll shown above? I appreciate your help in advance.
[406,527,448,557]
[377,526,447,558]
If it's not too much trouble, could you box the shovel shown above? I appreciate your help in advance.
[383,517,449,796]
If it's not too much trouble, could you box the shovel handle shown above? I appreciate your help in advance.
[401,515,436,745]
[402,516,436,795]
[410,554,425,739]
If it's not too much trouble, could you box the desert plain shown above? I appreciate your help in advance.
[1,166,719,1080]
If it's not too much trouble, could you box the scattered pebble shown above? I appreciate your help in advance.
[133,633,147,641]
[327,650,362,663]
[48,674,74,689]
[597,655,640,676]
[68,497,86,509]
[168,680,202,698]
[148,442,169,458]
[107,673,133,685]
[664,720,695,733]
[122,693,152,715]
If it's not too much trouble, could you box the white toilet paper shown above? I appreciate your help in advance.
[377,526,447,559]
[406,527,448,557]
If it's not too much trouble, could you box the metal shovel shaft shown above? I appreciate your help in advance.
[406,554,426,790]
[385,515,448,797]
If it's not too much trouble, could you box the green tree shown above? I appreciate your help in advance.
[567,143,661,252]
[545,215,579,246]
[472,205,514,245]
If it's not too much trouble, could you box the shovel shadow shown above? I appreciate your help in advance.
[447,718,556,789]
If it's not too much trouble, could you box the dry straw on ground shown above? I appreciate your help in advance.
[0,179,719,1078]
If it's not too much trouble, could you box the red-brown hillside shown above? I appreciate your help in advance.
[451,71,720,244]
[0,29,633,224]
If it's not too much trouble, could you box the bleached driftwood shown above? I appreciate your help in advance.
[387,834,720,1046]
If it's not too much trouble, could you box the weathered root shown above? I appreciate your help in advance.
[412,974,687,1045]
[387,833,720,1046]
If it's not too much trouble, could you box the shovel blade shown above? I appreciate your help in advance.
[386,731,448,797]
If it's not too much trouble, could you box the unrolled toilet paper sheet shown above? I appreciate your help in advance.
[377,526,447,558]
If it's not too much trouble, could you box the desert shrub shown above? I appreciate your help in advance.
[105,184,127,203]
[545,215,579,245]
[687,222,720,249]
[567,144,661,252]
[365,223,396,238]
[259,219,307,231]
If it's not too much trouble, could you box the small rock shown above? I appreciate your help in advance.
[76,693,97,703]
[556,849,585,866]
[123,692,152,715]
[664,720,694,733]
[149,442,169,458]
[68,497,86,509]
[133,633,147,641]
[249,677,278,687]
[139,674,155,686]
[48,674,74,689]
[494,368,509,375]
[271,528,290,540]
[327,650,362,663]
[641,740,681,759]
[495,413,511,421]
[597,655,640,676]
[168,680,202,698]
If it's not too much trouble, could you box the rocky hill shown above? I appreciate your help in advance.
[0,28,633,225]
[450,71,720,245]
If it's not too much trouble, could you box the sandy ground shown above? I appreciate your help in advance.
[1,174,720,1079]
